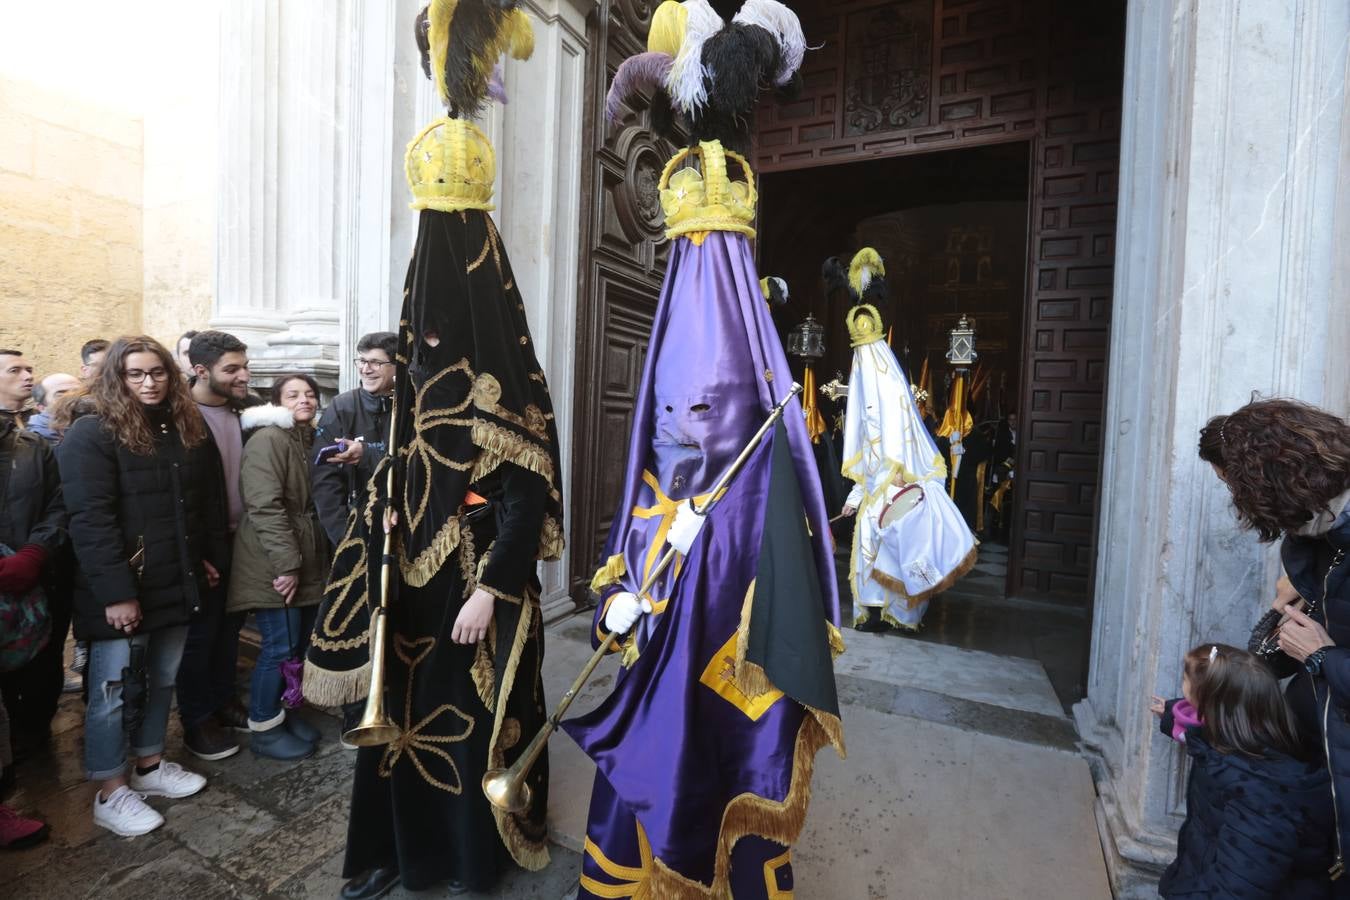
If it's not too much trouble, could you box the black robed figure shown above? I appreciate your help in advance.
[303,3,562,895]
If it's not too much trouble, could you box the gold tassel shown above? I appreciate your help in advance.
[590,554,628,594]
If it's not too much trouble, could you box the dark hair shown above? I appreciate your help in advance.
[91,336,207,455]
[357,331,398,360]
[80,339,109,364]
[1184,644,1311,760]
[1199,399,1350,542]
[32,381,49,406]
[178,329,200,346]
[188,330,249,371]
[0,349,21,357]
[270,373,321,407]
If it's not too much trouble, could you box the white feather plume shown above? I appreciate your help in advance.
[732,0,807,85]
[666,0,723,114]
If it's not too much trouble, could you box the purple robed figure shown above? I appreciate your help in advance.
[563,153,846,896]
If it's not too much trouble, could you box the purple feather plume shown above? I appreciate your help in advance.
[487,62,508,105]
[606,51,675,123]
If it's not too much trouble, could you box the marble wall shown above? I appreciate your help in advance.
[1075,0,1350,894]
[213,0,597,616]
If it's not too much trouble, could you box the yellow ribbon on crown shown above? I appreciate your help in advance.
[405,117,496,213]
[847,304,886,347]
[658,140,758,242]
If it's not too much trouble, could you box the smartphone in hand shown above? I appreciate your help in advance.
[315,440,346,465]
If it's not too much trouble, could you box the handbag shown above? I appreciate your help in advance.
[0,542,52,673]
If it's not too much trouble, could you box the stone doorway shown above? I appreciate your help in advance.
[759,140,1091,707]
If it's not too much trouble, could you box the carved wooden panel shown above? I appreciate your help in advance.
[570,1,675,602]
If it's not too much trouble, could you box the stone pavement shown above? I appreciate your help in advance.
[4,613,1111,899]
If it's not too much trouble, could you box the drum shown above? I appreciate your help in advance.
[878,483,924,529]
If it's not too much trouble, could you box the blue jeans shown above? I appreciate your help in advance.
[84,625,188,780]
[249,606,317,724]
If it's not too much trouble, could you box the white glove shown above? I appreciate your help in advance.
[667,502,707,555]
[952,444,966,457]
[603,591,651,634]
[949,430,961,443]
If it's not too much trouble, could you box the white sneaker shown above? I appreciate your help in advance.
[93,786,164,837]
[128,761,207,799]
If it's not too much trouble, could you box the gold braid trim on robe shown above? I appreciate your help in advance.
[486,593,550,870]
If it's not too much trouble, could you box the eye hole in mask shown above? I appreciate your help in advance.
[690,403,711,413]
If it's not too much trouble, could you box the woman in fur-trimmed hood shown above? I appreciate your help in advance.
[227,375,329,760]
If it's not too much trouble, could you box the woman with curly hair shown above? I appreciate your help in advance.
[57,336,230,837]
[1200,398,1350,882]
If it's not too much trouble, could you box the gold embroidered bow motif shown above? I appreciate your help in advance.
[378,634,475,793]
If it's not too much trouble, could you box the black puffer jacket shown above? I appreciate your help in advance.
[58,406,230,641]
[310,387,391,545]
[1278,496,1350,883]
[1159,728,1335,899]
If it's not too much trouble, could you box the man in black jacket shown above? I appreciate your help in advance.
[0,349,68,755]
[311,332,396,547]
[310,332,394,746]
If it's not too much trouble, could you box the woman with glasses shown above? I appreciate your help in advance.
[57,336,229,837]
[227,374,328,759]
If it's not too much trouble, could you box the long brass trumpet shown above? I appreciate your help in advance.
[482,382,805,813]
[343,396,403,748]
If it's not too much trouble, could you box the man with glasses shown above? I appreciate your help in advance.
[178,331,258,762]
[310,332,395,747]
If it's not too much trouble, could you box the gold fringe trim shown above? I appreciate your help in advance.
[711,711,843,897]
[827,622,846,659]
[646,856,722,900]
[470,625,497,712]
[400,515,461,588]
[470,419,557,492]
[301,659,372,707]
[487,596,551,871]
[635,709,845,898]
[538,514,565,562]
[868,543,978,608]
[731,581,774,700]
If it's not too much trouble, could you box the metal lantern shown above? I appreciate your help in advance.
[945,314,977,367]
[787,313,826,361]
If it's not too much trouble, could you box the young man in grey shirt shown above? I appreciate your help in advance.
[178,331,257,761]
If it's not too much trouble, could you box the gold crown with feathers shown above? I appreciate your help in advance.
[405,0,534,212]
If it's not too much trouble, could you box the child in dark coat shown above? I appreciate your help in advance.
[1152,643,1338,899]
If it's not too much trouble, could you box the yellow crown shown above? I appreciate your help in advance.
[405,117,496,213]
[658,140,758,240]
[847,304,886,347]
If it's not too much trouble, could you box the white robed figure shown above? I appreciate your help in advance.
[841,302,978,630]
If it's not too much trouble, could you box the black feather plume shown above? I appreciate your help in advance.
[822,257,849,297]
[442,1,513,117]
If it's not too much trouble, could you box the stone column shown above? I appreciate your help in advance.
[1075,0,1350,896]
[214,0,354,393]
[213,0,282,347]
